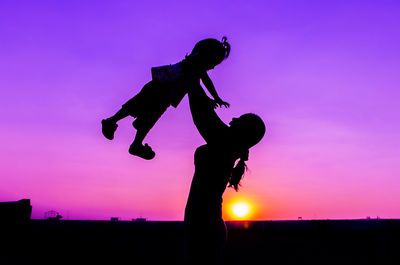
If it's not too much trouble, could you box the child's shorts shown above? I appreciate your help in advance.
[122,80,170,130]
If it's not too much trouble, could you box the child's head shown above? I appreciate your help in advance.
[190,36,231,70]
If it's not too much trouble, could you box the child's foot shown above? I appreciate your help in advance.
[129,143,156,160]
[101,119,118,140]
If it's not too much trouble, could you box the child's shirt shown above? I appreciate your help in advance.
[151,59,202,108]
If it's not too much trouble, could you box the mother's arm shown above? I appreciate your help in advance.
[188,83,229,145]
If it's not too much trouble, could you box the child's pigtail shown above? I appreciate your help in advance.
[228,150,249,191]
[221,36,231,59]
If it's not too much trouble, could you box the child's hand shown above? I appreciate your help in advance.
[213,98,230,109]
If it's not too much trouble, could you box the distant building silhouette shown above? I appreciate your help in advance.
[0,199,32,222]
[44,210,62,220]
[133,218,147,222]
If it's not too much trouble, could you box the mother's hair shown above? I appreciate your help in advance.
[228,113,266,191]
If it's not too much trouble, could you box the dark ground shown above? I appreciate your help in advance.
[1,218,399,265]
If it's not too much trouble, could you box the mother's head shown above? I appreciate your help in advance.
[228,113,266,191]
[229,113,266,150]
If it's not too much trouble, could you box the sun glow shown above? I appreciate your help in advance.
[232,202,251,219]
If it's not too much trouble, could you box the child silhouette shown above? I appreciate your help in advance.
[102,37,231,160]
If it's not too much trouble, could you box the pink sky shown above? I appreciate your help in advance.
[1,0,399,220]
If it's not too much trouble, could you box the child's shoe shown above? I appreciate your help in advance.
[101,119,118,140]
[129,143,156,160]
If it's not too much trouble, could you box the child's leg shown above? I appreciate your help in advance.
[128,92,169,160]
[107,108,130,123]
[102,108,129,140]
[102,81,154,141]
[131,126,149,146]
[128,125,155,160]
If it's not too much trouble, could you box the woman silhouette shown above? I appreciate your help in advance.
[184,83,266,264]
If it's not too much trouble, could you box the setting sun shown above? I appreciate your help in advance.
[232,202,251,219]
[223,195,259,221]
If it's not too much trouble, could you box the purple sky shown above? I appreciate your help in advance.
[1,0,399,220]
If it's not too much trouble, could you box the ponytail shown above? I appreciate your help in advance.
[228,150,249,191]
[221,36,231,59]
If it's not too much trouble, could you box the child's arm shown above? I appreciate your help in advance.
[200,72,230,108]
